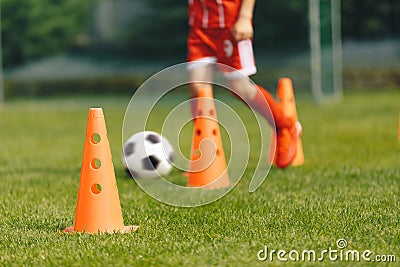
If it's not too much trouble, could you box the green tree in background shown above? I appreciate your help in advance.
[121,0,188,61]
[2,0,399,67]
[342,0,400,39]
[252,0,308,52]
[2,0,94,67]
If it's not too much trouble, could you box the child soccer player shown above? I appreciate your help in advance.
[187,0,302,168]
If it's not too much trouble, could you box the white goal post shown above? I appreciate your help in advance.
[309,0,343,102]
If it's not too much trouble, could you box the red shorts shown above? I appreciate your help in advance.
[187,27,257,79]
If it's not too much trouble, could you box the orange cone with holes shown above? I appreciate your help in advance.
[188,88,230,189]
[268,78,304,166]
[64,108,138,234]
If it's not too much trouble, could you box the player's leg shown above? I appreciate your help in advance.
[188,62,215,117]
[227,77,292,128]
[187,27,218,117]
[217,35,301,168]
[228,77,301,168]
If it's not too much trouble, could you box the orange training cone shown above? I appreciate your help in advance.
[187,88,230,189]
[64,108,138,234]
[268,78,304,166]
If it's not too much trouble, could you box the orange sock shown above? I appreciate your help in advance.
[191,85,292,129]
[248,85,293,129]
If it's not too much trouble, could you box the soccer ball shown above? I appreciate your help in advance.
[122,131,174,179]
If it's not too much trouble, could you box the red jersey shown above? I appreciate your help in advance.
[188,0,242,29]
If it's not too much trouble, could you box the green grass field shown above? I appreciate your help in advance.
[0,90,399,266]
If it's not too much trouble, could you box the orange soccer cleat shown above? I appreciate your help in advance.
[275,120,302,168]
[274,78,303,168]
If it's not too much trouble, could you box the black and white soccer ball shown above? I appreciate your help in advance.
[122,131,174,179]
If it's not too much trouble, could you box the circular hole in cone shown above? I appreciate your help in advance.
[91,183,102,194]
[91,133,101,144]
[196,129,201,136]
[91,158,101,169]
[209,109,215,116]
[193,149,200,160]
[212,129,217,136]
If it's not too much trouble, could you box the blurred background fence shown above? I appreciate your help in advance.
[1,0,400,99]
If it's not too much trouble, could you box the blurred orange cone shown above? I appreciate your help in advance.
[188,88,230,189]
[268,78,304,166]
[64,108,138,234]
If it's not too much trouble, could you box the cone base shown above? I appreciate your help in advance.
[291,139,304,166]
[64,225,139,234]
[268,137,304,167]
[188,170,230,190]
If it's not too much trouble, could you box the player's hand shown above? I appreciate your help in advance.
[231,17,253,42]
